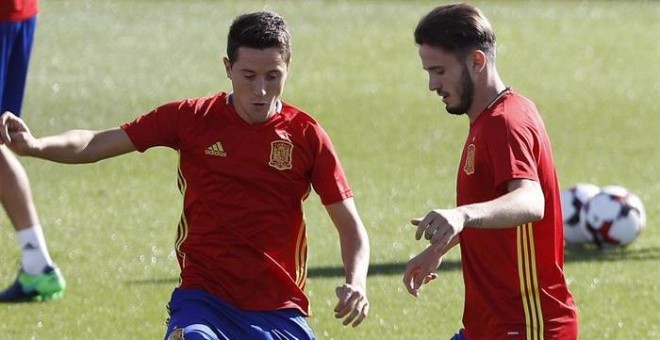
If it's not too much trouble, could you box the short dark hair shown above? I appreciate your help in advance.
[226,11,292,65]
[414,3,496,60]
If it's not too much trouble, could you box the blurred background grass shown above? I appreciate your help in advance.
[0,0,658,339]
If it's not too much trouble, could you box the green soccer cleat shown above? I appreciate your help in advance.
[0,265,66,302]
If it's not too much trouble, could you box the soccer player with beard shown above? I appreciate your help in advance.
[401,4,578,339]
[0,11,369,339]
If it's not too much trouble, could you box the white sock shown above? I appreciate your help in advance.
[17,226,54,275]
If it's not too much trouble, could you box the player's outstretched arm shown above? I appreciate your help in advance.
[413,179,544,246]
[0,111,136,163]
[325,198,370,327]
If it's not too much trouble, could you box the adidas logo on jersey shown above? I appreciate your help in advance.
[205,142,226,157]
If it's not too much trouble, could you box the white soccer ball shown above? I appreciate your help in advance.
[581,185,646,248]
[560,183,601,244]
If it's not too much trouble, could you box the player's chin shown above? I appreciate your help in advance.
[445,104,466,116]
[252,105,272,116]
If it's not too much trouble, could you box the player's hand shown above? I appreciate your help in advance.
[334,283,369,327]
[0,111,35,155]
[412,208,466,248]
[402,243,443,297]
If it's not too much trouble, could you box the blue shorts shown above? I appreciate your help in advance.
[0,16,37,116]
[450,328,466,340]
[164,288,315,340]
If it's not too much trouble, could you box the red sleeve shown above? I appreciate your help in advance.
[307,122,353,205]
[486,110,539,191]
[120,100,187,152]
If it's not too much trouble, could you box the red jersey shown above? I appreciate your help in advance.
[0,0,38,21]
[456,90,578,339]
[121,92,352,316]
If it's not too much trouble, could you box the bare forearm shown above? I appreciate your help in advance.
[457,181,545,229]
[29,130,100,163]
[26,128,135,164]
[332,206,371,327]
[325,198,371,288]
[339,229,370,289]
[437,235,460,255]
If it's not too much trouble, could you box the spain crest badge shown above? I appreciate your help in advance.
[463,144,475,175]
[269,140,294,170]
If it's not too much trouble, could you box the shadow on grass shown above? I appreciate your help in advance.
[299,245,660,278]
[124,261,462,285]
[123,260,462,286]
[124,245,660,284]
[309,259,463,278]
[564,244,660,263]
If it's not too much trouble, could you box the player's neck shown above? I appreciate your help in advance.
[227,93,282,124]
[466,75,507,123]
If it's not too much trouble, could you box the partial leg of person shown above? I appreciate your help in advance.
[0,145,65,302]
[0,17,65,302]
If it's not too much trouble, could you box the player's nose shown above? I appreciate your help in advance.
[253,80,267,97]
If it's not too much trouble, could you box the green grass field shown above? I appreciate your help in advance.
[1,0,658,339]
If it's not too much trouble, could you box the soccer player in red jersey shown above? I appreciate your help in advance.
[402,4,578,339]
[0,0,66,302]
[0,11,369,339]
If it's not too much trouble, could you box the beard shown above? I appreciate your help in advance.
[446,63,474,116]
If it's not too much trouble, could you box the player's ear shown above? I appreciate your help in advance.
[223,57,232,79]
[471,50,487,73]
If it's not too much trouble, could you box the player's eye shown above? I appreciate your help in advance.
[266,72,281,81]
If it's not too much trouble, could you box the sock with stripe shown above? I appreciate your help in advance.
[17,226,54,275]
